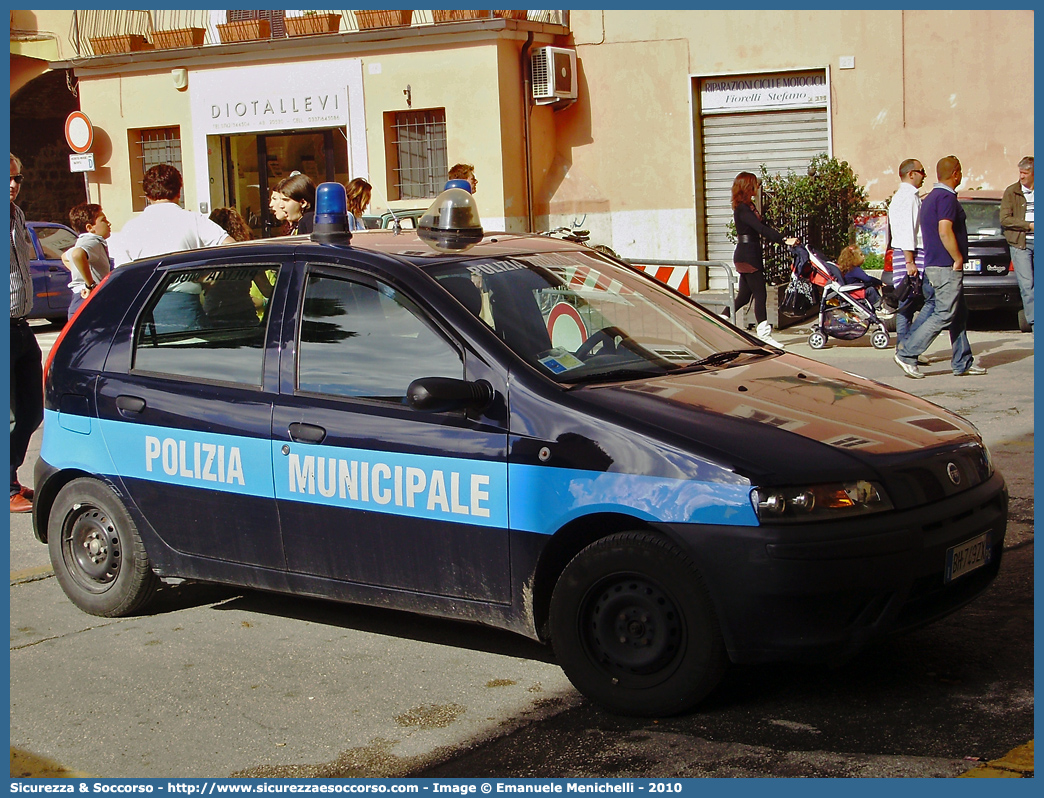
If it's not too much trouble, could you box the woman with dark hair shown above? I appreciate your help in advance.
[345,177,372,231]
[275,172,316,235]
[731,171,797,348]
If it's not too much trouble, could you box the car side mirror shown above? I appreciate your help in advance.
[407,377,494,414]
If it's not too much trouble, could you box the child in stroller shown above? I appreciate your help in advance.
[835,245,892,317]
[798,244,892,350]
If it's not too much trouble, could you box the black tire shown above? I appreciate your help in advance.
[48,478,159,617]
[549,532,728,716]
[1018,308,1032,333]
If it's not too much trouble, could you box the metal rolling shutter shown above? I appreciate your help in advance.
[702,109,828,266]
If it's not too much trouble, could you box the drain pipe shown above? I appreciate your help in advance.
[520,32,534,232]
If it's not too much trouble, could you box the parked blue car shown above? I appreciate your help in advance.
[26,221,77,321]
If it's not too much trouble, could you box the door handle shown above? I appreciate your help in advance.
[115,395,146,414]
[288,422,326,444]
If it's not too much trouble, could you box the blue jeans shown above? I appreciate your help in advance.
[1010,240,1034,328]
[896,266,973,374]
[896,277,936,347]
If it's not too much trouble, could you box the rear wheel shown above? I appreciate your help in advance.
[870,328,891,349]
[1018,308,1032,333]
[550,532,727,716]
[808,329,827,350]
[48,478,159,617]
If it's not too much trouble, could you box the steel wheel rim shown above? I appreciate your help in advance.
[62,505,121,593]
[580,574,685,688]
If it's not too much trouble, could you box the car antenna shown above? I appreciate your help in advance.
[369,184,403,235]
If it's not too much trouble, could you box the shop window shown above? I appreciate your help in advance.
[128,126,184,212]
[385,109,448,201]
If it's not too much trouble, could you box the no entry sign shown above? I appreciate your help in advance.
[65,111,94,154]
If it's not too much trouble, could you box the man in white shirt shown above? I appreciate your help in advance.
[887,159,933,355]
[109,164,233,267]
[1000,156,1033,331]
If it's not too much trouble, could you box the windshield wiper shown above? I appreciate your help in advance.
[674,348,771,372]
[563,367,666,386]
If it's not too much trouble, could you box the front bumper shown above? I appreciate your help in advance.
[664,470,1008,663]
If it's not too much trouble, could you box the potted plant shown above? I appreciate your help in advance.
[432,10,491,23]
[286,12,342,37]
[152,27,206,49]
[216,18,271,43]
[88,34,151,55]
[354,10,413,30]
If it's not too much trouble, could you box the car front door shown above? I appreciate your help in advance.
[271,260,511,602]
[28,223,78,315]
[96,260,285,570]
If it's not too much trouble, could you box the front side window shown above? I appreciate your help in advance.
[430,251,772,384]
[297,271,462,402]
[133,265,277,385]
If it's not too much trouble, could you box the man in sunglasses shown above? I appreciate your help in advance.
[9,153,43,513]
[887,158,934,362]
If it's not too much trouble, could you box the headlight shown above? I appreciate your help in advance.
[753,480,892,522]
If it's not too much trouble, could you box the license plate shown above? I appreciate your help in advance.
[945,532,992,582]
[964,259,981,272]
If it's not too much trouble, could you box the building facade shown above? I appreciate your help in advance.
[10,9,1034,262]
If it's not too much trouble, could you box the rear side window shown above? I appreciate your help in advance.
[132,265,278,386]
[297,271,462,402]
[35,226,78,260]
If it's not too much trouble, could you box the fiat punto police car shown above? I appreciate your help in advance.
[34,183,1007,717]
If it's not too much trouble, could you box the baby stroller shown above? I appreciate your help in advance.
[795,245,891,350]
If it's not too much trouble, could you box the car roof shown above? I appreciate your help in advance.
[958,190,1003,202]
[114,229,582,270]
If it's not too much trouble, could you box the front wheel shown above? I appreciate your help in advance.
[870,328,891,349]
[48,478,159,617]
[550,532,728,716]
[808,329,828,350]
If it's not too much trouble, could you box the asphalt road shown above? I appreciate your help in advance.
[9,312,1034,778]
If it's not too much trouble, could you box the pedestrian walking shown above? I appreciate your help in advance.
[275,172,316,235]
[894,156,986,378]
[730,171,798,348]
[887,159,934,361]
[61,203,112,319]
[1000,156,1033,331]
[9,153,43,513]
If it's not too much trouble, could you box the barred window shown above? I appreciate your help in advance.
[386,109,448,201]
[129,126,183,211]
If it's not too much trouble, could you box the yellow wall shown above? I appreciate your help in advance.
[76,70,196,223]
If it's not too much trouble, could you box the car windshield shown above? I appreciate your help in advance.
[428,251,773,384]
[961,200,1002,238]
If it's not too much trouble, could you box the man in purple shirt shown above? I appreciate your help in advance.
[894,156,986,379]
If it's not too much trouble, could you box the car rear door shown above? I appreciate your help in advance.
[271,256,511,602]
[96,258,286,570]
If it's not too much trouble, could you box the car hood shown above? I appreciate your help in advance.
[573,353,980,479]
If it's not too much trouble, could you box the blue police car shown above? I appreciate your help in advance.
[34,184,1007,716]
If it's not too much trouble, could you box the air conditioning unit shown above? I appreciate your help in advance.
[531,46,578,105]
